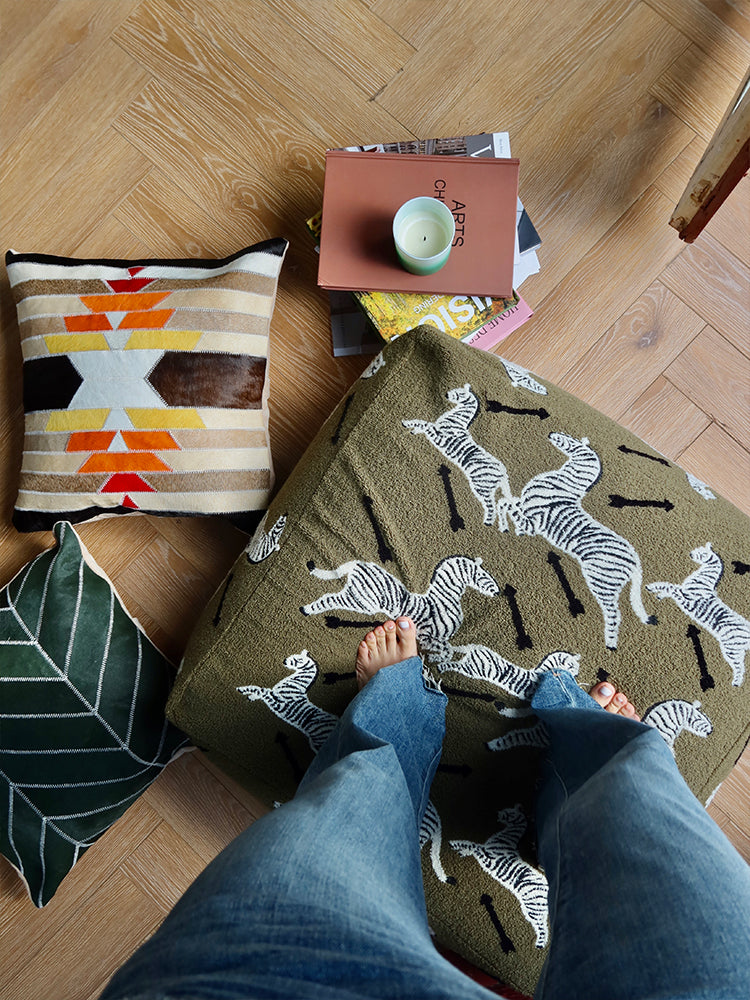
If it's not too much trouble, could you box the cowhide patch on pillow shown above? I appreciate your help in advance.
[167,325,750,996]
[5,239,288,533]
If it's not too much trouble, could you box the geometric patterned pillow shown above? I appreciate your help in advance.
[0,521,189,907]
[5,238,288,533]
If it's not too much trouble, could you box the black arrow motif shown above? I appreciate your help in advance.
[275,731,304,783]
[212,572,234,627]
[687,624,715,692]
[480,894,515,954]
[438,762,472,777]
[608,494,675,512]
[617,444,671,467]
[503,583,533,650]
[486,400,550,420]
[547,551,585,617]
[362,494,393,562]
[596,667,610,683]
[438,464,465,532]
[322,670,357,685]
[324,615,385,630]
[733,560,750,575]
[441,684,497,703]
[331,393,354,445]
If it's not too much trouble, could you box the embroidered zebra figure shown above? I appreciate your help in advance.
[486,719,548,754]
[420,800,451,884]
[451,805,549,948]
[361,353,385,379]
[301,555,500,659]
[439,646,580,702]
[647,543,749,686]
[245,512,287,563]
[642,699,713,754]
[502,432,655,650]
[686,473,716,501]
[403,384,515,531]
[499,359,548,395]
[237,650,338,752]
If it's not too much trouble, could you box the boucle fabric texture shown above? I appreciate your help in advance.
[5,239,288,533]
[168,325,750,995]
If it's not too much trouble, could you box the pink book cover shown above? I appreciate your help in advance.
[463,295,534,351]
[318,150,519,297]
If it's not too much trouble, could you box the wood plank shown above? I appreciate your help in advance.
[560,281,705,417]
[676,421,750,513]
[254,0,416,96]
[650,41,748,139]
[660,231,750,351]
[0,41,150,235]
[121,820,208,912]
[163,0,412,147]
[0,0,142,145]
[73,214,154,258]
[370,0,460,48]
[516,94,693,304]
[0,798,161,996]
[664,326,750,440]
[142,751,256,862]
[645,0,750,75]
[653,134,705,203]
[5,127,152,253]
[4,869,163,1000]
[113,78,319,239]
[112,0,326,199]
[0,0,57,66]
[377,0,643,138]
[113,167,238,258]
[499,187,684,382]
[619,375,711,458]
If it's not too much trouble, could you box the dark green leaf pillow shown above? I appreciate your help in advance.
[0,521,189,906]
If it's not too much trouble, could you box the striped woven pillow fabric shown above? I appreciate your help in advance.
[5,239,288,532]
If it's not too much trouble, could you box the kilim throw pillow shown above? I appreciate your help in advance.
[5,239,289,533]
[0,521,189,907]
[168,325,750,996]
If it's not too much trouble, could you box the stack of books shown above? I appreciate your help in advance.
[309,131,541,357]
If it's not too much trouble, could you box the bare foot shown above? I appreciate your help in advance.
[355,618,418,691]
[589,681,641,721]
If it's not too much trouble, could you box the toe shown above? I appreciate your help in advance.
[383,620,399,656]
[396,617,418,658]
[589,681,618,710]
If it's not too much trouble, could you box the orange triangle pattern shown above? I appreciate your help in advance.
[63,278,183,510]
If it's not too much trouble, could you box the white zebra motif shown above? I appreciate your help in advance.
[499,359,548,395]
[301,555,500,659]
[647,543,749,686]
[487,719,548,754]
[439,646,580,702]
[642,699,713,755]
[237,650,337,752]
[451,805,549,948]
[420,800,450,883]
[245,512,287,563]
[686,473,716,500]
[403,384,515,531]
[503,432,655,650]
[361,353,385,379]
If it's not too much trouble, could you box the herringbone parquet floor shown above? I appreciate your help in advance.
[1,2,748,996]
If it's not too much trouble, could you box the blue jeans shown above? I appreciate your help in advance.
[100,660,750,999]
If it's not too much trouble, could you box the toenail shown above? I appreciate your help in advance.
[397,618,411,629]
[384,620,395,630]
[615,693,626,704]
[599,684,614,697]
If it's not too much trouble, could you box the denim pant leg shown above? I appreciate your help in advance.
[100,657,496,1000]
[531,669,750,1000]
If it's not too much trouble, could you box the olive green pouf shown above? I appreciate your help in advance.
[167,325,750,996]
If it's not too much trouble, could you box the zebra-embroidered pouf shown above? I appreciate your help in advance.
[168,324,750,996]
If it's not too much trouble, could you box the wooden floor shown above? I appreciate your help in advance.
[1,1,748,995]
